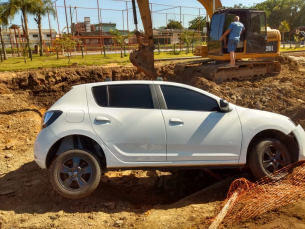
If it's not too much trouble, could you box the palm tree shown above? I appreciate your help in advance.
[33,0,56,56]
[0,3,10,60]
[1,0,43,57]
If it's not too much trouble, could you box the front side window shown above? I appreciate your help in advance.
[92,84,153,109]
[161,85,219,112]
[209,13,225,41]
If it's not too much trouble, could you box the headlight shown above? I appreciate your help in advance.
[288,118,297,127]
[41,110,63,129]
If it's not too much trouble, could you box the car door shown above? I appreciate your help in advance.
[157,84,242,163]
[87,83,166,162]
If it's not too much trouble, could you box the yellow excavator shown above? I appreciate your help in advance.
[129,0,281,83]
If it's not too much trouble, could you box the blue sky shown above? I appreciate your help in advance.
[10,0,265,33]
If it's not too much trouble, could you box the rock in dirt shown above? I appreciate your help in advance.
[255,102,262,110]
[104,202,116,210]
[114,220,124,227]
[4,154,13,158]
[0,190,15,196]
[4,141,15,150]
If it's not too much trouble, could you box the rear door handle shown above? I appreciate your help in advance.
[95,116,110,122]
[169,118,184,124]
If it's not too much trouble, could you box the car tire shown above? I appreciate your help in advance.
[249,138,291,180]
[50,149,101,199]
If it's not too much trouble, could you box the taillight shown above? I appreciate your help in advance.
[41,110,63,129]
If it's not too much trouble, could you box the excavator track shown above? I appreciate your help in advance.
[174,60,281,84]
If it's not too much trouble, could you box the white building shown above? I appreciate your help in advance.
[1,29,57,48]
[153,29,202,45]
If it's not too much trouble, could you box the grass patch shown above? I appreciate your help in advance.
[0,52,197,72]
[280,46,305,52]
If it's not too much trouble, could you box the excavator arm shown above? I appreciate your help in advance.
[129,0,222,79]
[129,0,156,79]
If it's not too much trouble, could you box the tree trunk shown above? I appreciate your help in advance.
[22,9,32,59]
[121,45,123,58]
[0,27,7,60]
[38,14,43,56]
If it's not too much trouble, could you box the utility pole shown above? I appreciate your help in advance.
[64,0,69,36]
[70,6,73,35]
[126,1,129,32]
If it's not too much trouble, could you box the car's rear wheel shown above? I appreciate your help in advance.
[249,138,291,180]
[50,149,101,199]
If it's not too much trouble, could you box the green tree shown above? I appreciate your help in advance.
[188,16,206,30]
[231,3,250,9]
[294,35,304,48]
[0,4,10,60]
[110,29,132,58]
[278,20,290,48]
[159,20,182,30]
[54,37,81,63]
[179,30,196,54]
[254,0,304,29]
[33,0,56,56]
[1,0,43,57]
[293,4,305,29]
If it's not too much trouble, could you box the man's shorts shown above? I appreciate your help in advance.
[227,39,238,52]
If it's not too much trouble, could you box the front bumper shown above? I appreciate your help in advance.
[292,125,305,160]
[34,127,59,169]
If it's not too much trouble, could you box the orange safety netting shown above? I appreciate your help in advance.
[215,160,305,226]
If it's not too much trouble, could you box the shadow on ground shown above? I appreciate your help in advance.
[0,161,248,215]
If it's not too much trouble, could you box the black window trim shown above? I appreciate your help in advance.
[91,84,160,109]
[155,84,220,112]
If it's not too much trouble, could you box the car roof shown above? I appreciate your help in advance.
[77,80,222,101]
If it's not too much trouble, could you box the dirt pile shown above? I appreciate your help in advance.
[1,55,305,228]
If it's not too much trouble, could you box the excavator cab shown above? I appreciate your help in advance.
[207,9,277,58]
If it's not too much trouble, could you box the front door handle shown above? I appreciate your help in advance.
[95,116,110,122]
[169,118,184,124]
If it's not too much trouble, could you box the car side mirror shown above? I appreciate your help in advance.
[220,99,231,112]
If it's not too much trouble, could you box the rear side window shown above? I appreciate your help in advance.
[92,86,107,107]
[92,84,153,109]
[161,85,219,112]
[108,85,153,109]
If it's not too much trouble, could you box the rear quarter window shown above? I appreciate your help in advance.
[91,84,153,109]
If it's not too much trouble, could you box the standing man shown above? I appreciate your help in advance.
[220,16,245,67]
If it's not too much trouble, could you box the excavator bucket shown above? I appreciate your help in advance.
[130,44,156,79]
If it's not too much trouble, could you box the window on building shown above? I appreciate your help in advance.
[33,34,38,38]
[46,34,51,38]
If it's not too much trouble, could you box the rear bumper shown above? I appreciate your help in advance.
[34,127,59,169]
[292,125,305,160]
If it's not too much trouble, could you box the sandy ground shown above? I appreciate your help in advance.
[1,54,305,228]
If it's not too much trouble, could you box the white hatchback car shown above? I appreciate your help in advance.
[34,81,305,199]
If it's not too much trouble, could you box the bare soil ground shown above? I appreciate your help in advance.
[1,55,305,228]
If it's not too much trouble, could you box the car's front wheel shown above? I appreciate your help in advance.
[249,138,291,180]
[50,149,101,199]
